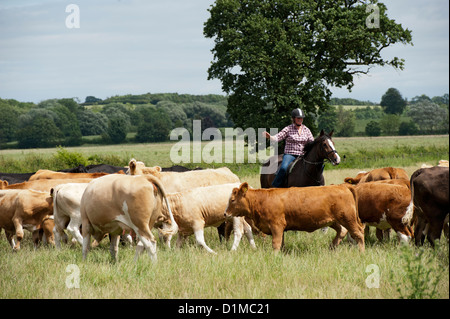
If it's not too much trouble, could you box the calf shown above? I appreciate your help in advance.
[353,179,413,243]
[80,174,178,261]
[161,183,256,254]
[28,169,115,181]
[225,183,365,252]
[0,189,54,250]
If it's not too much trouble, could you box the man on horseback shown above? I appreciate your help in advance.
[263,108,314,188]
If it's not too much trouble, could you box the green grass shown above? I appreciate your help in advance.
[1,227,448,299]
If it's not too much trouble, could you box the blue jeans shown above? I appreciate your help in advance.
[271,154,297,187]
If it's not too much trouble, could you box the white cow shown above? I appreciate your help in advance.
[51,183,89,248]
[161,183,256,254]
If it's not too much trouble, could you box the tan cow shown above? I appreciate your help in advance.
[80,174,178,261]
[51,183,90,248]
[127,158,240,193]
[225,183,365,252]
[352,179,413,243]
[1,178,94,192]
[0,189,54,250]
[160,183,256,254]
[344,167,409,185]
[28,169,123,181]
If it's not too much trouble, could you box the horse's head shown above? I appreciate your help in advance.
[317,130,341,166]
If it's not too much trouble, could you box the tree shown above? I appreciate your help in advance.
[380,114,400,135]
[380,88,407,115]
[398,120,418,136]
[77,109,108,136]
[365,120,381,136]
[318,106,337,132]
[407,101,449,134]
[17,113,62,148]
[0,103,19,143]
[104,114,129,144]
[335,106,355,137]
[135,108,171,142]
[204,0,412,134]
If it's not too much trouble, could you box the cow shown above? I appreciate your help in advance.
[127,158,240,193]
[50,183,90,248]
[0,172,35,185]
[160,183,256,254]
[80,174,178,261]
[0,189,54,251]
[344,167,409,185]
[225,183,365,252]
[1,178,94,192]
[352,179,413,243]
[403,166,449,247]
[28,169,119,181]
[85,164,128,174]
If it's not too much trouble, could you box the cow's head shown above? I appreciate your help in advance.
[224,182,251,218]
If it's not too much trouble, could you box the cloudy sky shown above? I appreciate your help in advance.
[0,0,448,104]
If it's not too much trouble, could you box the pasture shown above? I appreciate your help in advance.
[0,135,449,299]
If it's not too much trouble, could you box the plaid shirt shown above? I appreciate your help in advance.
[274,124,314,156]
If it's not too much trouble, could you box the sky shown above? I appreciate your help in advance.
[0,0,448,104]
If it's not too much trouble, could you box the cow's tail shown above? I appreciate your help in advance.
[144,175,178,237]
[50,187,58,219]
[402,169,422,226]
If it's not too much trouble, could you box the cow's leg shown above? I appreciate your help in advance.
[329,223,347,249]
[270,225,285,252]
[54,219,67,249]
[67,218,83,245]
[176,233,188,248]
[134,226,157,262]
[230,217,244,251]
[427,217,445,247]
[81,223,92,260]
[344,223,365,252]
[12,218,23,251]
[109,234,120,261]
[242,218,256,249]
[42,219,55,246]
[5,230,15,248]
[414,217,427,246]
[193,227,217,254]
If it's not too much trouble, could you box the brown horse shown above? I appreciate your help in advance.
[260,130,340,188]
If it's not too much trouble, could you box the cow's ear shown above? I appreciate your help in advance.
[239,182,249,195]
[155,166,162,172]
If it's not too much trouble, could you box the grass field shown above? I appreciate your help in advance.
[0,135,449,299]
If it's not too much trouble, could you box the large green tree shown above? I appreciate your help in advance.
[204,0,412,134]
[380,87,407,114]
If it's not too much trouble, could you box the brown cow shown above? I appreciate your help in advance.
[344,167,409,184]
[28,169,123,181]
[1,178,94,192]
[404,166,449,246]
[225,183,365,252]
[0,189,54,250]
[80,174,178,261]
[353,179,413,243]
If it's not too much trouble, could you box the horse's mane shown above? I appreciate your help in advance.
[303,133,330,155]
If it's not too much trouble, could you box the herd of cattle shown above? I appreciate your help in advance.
[0,158,448,261]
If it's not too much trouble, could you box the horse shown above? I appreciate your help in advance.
[260,130,341,188]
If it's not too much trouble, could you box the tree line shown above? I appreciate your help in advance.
[0,91,448,149]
